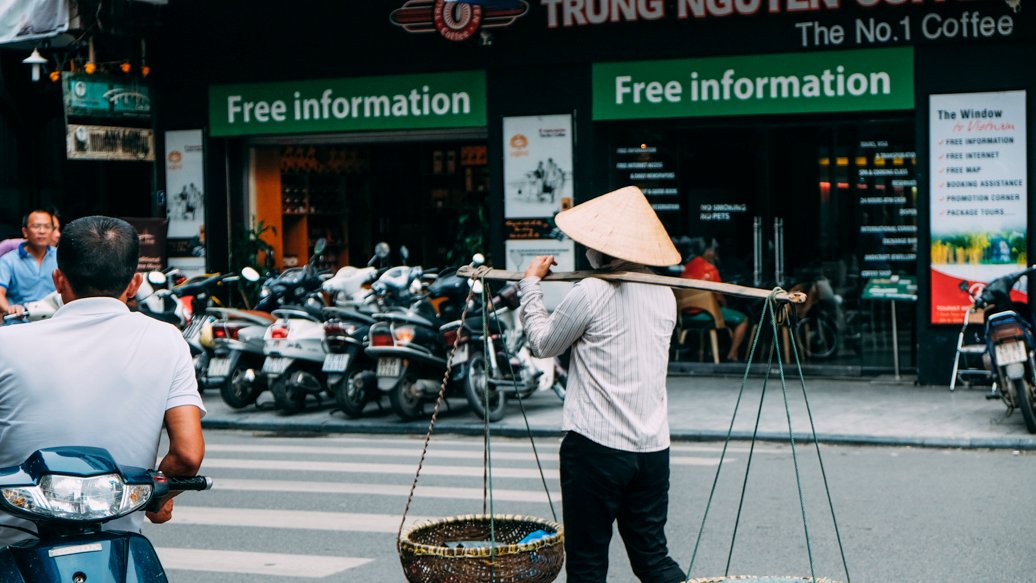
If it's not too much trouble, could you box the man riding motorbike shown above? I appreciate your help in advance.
[0,216,205,545]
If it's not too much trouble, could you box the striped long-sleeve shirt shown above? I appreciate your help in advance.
[518,266,677,452]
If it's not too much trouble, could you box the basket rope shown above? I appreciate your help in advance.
[397,269,561,580]
[686,290,852,583]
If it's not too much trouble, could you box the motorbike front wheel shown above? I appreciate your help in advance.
[333,370,375,419]
[389,376,425,421]
[463,352,506,422]
[220,361,262,409]
[1012,377,1036,433]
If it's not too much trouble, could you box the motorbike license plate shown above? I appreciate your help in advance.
[262,357,292,375]
[208,357,231,379]
[995,340,1028,365]
[322,352,351,373]
[450,343,469,366]
[377,357,402,377]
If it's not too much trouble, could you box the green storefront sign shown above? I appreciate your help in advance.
[63,73,151,119]
[593,47,913,120]
[209,71,486,137]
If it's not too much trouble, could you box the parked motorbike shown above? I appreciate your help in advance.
[454,276,560,422]
[2,291,63,324]
[367,255,560,422]
[0,446,211,582]
[262,239,334,414]
[174,271,244,390]
[134,269,187,328]
[324,247,425,418]
[209,267,280,409]
[961,264,1036,433]
[365,262,465,421]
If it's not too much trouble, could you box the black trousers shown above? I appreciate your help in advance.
[559,432,686,583]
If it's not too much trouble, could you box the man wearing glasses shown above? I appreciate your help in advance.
[0,210,59,320]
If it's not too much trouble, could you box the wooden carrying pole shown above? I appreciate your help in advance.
[457,266,807,304]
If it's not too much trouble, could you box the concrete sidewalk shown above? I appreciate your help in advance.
[199,371,1036,450]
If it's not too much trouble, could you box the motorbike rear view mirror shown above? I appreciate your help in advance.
[313,238,327,256]
[400,245,409,265]
[147,271,167,287]
[241,267,261,282]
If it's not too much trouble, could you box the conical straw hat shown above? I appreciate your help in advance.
[555,186,681,267]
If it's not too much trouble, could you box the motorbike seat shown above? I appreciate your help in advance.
[271,306,323,323]
[322,306,376,325]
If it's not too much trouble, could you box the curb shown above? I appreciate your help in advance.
[201,418,1036,451]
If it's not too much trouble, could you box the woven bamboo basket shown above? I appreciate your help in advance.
[398,514,564,583]
[687,577,840,582]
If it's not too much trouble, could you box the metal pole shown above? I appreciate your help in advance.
[891,300,901,380]
[774,217,785,287]
[753,216,763,287]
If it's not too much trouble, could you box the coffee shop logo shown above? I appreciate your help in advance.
[167,150,183,170]
[390,0,529,42]
[508,133,528,157]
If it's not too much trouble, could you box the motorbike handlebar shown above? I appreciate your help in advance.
[163,475,214,491]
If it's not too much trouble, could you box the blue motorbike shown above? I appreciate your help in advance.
[0,446,211,582]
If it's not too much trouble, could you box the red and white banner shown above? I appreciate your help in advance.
[929,90,1027,324]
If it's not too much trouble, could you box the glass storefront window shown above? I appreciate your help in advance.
[606,116,917,373]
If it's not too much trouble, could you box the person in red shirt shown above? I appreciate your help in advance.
[681,238,748,361]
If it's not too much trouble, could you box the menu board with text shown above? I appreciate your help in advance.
[929,90,1027,325]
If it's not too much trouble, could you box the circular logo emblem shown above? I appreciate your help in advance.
[74,126,88,143]
[510,134,528,149]
[433,0,482,42]
[167,151,183,163]
[73,81,87,98]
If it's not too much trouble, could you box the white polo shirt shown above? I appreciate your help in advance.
[0,297,204,545]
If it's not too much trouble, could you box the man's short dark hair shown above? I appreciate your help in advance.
[58,216,139,298]
[22,209,53,228]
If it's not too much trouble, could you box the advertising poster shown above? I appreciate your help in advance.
[505,238,574,310]
[929,90,1027,325]
[165,129,206,275]
[503,114,576,308]
[122,217,168,272]
[503,114,573,219]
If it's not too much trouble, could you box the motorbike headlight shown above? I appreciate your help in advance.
[2,473,152,521]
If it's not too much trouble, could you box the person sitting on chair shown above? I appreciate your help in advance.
[682,237,749,362]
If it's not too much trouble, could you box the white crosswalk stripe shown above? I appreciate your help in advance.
[213,477,560,503]
[168,506,431,533]
[155,548,372,578]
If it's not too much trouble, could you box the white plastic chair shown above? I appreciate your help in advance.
[949,306,993,391]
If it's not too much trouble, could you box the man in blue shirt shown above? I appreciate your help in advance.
[0,210,59,319]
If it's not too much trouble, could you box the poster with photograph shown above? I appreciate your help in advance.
[165,129,206,275]
[503,114,573,219]
[929,90,1027,325]
[505,238,575,310]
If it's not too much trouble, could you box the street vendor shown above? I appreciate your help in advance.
[518,185,686,583]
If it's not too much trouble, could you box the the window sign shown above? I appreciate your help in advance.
[209,71,486,137]
[62,73,151,119]
[592,48,913,120]
[929,90,1027,325]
